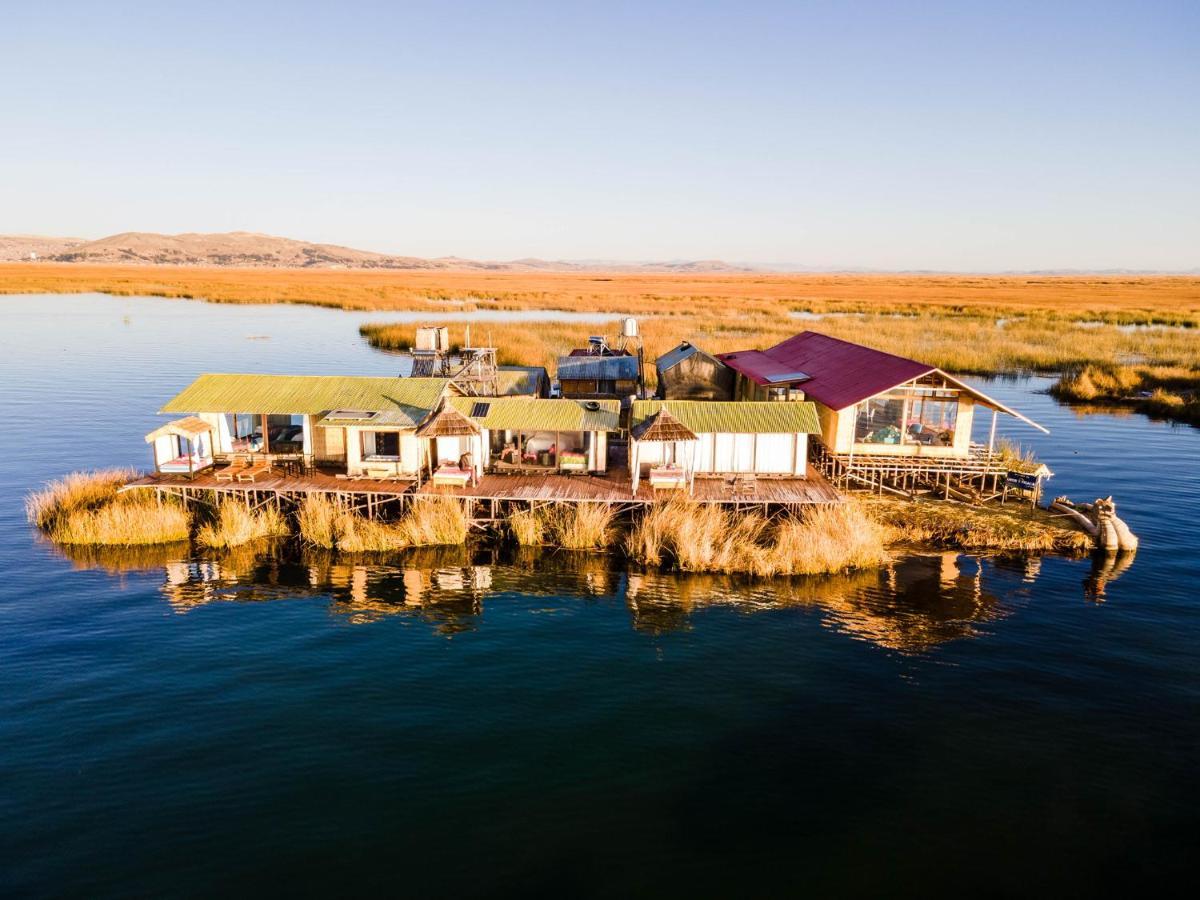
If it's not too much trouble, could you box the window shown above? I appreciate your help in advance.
[362,431,400,458]
[266,414,305,454]
[906,391,958,446]
[855,387,959,446]
[856,396,905,444]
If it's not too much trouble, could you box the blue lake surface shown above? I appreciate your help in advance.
[1,294,1197,897]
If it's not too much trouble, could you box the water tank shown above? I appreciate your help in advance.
[415,325,449,352]
[622,317,639,338]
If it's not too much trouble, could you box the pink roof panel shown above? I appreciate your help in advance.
[718,332,933,410]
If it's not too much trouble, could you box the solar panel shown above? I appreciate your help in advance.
[327,409,378,420]
[763,371,811,384]
[471,402,491,418]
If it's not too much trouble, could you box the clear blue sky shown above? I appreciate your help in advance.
[2,0,1196,270]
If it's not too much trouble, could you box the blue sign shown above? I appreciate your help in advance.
[1006,471,1040,490]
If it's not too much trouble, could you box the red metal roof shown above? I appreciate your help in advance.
[718,332,934,410]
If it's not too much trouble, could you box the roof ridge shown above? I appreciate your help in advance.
[765,330,933,372]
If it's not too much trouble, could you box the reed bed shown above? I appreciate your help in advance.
[396,497,471,546]
[25,470,192,545]
[1051,363,1200,424]
[625,498,889,577]
[361,310,1200,392]
[297,494,340,548]
[25,468,133,530]
[865,498,1093,554]
[195,499,289,549]
[297,495,468,552]
[507,507,547,545]
[508,503,617,549]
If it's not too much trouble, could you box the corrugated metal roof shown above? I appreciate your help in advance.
[714,331,1046,430]
[718,332,932,410]
[631,400,821,435]
[448,397,620,432]
[495,366,548,396]
[655,341,701,372]
[162,374,449,428]
[556,355,640,381]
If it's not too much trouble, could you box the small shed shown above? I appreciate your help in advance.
[556,354,640,400]
[655,341,734,400]
[495,365,551,397]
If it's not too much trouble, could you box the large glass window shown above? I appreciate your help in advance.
[266,414,305,454]
[855,388,959,446]
[906,392,958,446]
[855,396,905,444]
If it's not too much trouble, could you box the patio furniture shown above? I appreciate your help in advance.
[559,452,588,472]
[432,466,472,488]
[649,465,687,490]
[214,457,250,482]
[235,463,271,483]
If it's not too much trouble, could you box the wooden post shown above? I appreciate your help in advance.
[987,409,998,456]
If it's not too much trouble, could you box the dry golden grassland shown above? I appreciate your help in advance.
[4,264,1197,321]
[6,264,1198,419]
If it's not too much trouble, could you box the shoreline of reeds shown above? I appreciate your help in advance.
[1050,363,1200,425]
[26,471,1099,578]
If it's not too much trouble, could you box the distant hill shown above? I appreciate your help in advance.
[0,230,756,273]
[0,234,87,261]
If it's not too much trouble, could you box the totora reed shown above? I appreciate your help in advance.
[25,469,191,546]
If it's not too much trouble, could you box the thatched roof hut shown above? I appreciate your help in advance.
[415,404,480,438]
[630,407,698,442]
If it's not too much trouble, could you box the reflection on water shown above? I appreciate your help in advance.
[47,540,1136,653]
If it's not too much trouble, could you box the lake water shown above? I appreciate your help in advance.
[2,294,1197,897]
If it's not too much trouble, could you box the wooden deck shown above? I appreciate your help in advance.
[414,469,839,506]
[125,469,417,498]
[127,463,840,507]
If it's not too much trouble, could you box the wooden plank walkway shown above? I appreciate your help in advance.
[128,465,840,506]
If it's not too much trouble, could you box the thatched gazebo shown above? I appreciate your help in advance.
[630,407,697,443]
[629,406,698,495]
[415,404,480,438]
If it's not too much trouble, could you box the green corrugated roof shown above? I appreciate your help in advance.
[495,366,548,396]
[631,400,821,435]
[448,397,620,432]
[161,374,449,428]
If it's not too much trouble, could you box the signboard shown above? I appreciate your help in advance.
[1006,471,1040,490]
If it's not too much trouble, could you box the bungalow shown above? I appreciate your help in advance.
[158,373,450,478]
[717,331,1045,459]
[416,396,621,484]
[655,341,734,400]
[629,400,821,493]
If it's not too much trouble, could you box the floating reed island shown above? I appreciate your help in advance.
[28,320,1135,568]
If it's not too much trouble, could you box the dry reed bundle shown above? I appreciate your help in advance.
[196,499,289,549]
[26,469,191,545]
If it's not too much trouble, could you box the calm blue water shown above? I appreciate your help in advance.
[1,294,1197,898]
